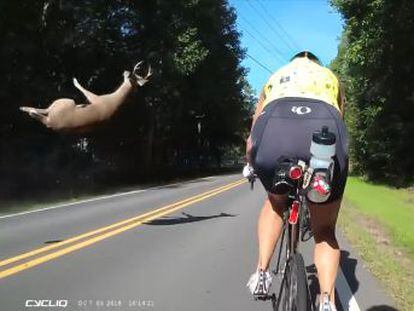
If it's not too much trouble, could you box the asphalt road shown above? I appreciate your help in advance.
[0,174,397,311]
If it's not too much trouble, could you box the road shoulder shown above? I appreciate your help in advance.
[338,199,413,311]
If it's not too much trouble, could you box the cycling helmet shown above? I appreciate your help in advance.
[291,51,321,65]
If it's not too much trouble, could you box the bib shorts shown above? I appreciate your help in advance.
[251,97,349,203]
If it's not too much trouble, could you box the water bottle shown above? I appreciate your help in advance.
[307,126,336,203]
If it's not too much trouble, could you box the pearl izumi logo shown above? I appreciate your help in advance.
[25,300,68,308]
[291,106,312,115]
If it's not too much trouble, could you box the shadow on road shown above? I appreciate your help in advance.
[340,250,359,294]
[307,250,359,311]
[144,212,237,226]
[366,306,398,311]
[44,239,64,244]
[306,263,319,309]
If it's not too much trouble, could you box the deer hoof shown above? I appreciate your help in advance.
[20,106,30,112]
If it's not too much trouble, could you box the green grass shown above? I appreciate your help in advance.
[338,204,414,311]
[344,177,414,259]
[340,177,414,310]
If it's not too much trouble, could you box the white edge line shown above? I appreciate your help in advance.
[0,189,147,220]
[336,267,361,311]
[0,175,229,220]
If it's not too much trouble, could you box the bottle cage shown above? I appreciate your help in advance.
[312,167,333,183]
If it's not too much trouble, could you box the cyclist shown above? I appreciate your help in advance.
[244,51,348,311]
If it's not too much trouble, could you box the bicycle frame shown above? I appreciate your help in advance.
[272,188,311,309]
[252,163,314,310]
[276,188,312,274]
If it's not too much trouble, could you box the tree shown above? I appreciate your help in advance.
[0,0,253,201]
[330,0,414,184]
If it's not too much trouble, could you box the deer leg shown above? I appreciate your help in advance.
[75,104,88,108]
[20,106,49,115]
[20,107,48,125]
[33,108,50,114]
[28,111,47,122]
[73,78,100,104]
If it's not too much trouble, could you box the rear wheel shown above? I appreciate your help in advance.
[282,253,309,311]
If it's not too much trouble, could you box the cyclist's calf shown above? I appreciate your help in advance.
[309,199,342,248]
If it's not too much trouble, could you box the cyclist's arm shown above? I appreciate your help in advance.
[338,82,346,118]
[251,89,266,128]
[246,89,266,163]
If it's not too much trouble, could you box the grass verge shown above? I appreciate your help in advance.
[344,177,414,258]
[340,177,414,311]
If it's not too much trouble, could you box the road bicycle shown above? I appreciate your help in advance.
[249,158,317,311]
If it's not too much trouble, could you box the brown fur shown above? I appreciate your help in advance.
[20,63,151,133]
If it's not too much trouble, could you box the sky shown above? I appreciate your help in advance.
[228,0,344,93]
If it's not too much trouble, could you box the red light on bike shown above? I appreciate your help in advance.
[289,166,303,180]
[288,200,300,225]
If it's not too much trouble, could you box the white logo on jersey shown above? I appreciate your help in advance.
[291,106,312,115]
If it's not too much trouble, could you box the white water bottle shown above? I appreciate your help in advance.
[307,126,336,203]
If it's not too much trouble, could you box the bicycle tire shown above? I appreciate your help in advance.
[282,253,309,311]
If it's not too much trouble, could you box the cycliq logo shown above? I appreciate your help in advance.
[291,106,312,115]
[25,300,68,308]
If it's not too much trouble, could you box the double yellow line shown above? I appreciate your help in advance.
[0,179,246,280]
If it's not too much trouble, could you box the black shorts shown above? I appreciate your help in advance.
[251,97,349,202]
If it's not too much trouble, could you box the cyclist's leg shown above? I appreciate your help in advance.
[73,78,100,103]
[257,193,287,271]
[308,198,342,304]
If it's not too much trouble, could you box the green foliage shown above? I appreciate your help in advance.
[173,27,209,75]
[330,0,414,184]
[0,0,253,200]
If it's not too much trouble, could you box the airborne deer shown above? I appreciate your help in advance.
[20,62,152,133]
